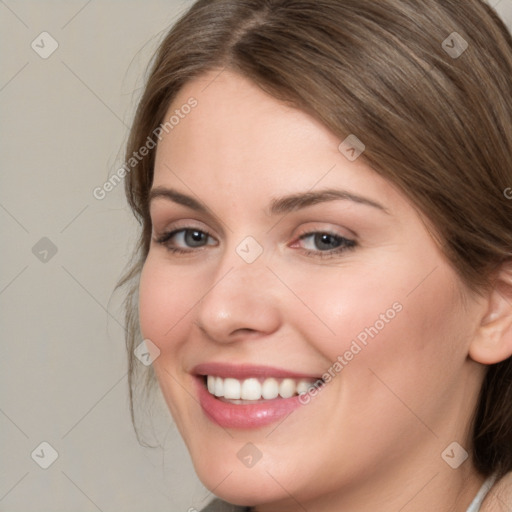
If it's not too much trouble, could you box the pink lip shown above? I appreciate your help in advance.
[194,376,306,429]
[192,363,323,429]
[192,362,322,380]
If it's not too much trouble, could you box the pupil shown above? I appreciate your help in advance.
[316,233,338,250]
[187,230,205,246]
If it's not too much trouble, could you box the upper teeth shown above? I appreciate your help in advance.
[206,375,320,400]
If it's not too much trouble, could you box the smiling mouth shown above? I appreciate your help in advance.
[193,365,326,428]
[203,375,324,403]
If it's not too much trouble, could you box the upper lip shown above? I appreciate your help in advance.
[192,362,323,380]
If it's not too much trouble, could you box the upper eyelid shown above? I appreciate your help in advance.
[157,226,354,246]
[149,205,228,237]
[153,219,213,235]
[155,222,353,236]
[148,192,378,236]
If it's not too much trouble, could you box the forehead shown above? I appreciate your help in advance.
[156,69,339,166]
[151,69,409,221]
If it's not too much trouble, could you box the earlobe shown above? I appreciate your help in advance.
[469,262,512,365]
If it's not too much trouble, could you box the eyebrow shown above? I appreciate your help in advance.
[149,187,389,216]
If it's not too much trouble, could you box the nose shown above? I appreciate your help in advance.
[194,250,281,344]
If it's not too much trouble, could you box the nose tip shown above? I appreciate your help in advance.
[193,264,281,345]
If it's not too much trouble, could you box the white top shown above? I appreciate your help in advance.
[465,473,498,512]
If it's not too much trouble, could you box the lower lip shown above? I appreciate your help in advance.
[195,376,306,429]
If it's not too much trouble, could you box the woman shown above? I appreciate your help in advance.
[116,0,512,510]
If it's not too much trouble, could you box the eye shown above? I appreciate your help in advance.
[293,231,357,259]
[154,228,216,254]
[154,226,357,259]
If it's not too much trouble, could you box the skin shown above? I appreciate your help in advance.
[138,69,512,511]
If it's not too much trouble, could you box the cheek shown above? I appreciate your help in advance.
[284,260,408,364]
[338,264,469,414]
[137,256,197,418]
[300,255,467,390]
[138,255,192,354]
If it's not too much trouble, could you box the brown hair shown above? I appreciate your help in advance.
[116,0,512,480]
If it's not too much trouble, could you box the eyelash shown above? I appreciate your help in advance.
[154,227,357,259]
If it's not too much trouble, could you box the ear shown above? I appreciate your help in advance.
[469,260,512,365]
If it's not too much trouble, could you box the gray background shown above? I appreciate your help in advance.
[1,1,511,511]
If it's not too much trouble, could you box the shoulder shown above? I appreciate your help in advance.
[200,498,251,512]
[480,471,512,512]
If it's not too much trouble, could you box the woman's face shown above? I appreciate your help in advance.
[139,69,487,509]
